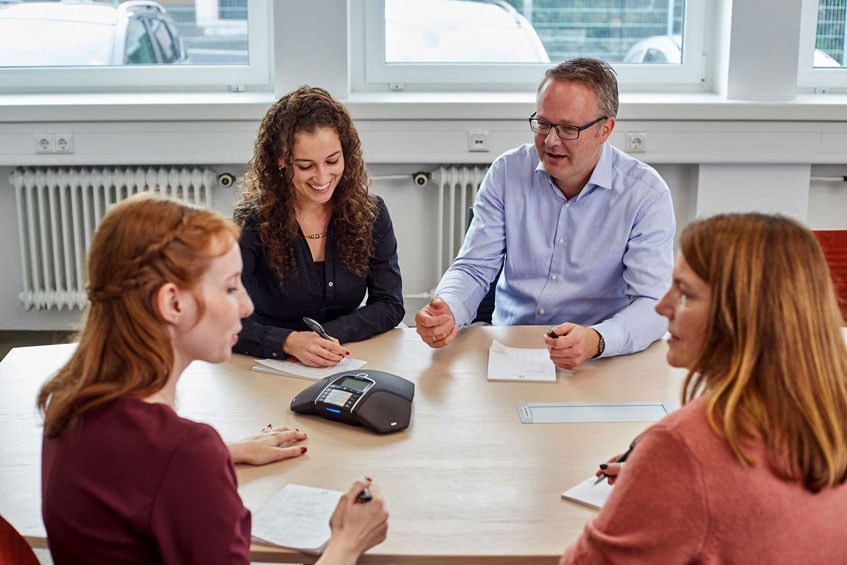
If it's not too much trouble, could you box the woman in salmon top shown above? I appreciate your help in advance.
[561,213,847,563]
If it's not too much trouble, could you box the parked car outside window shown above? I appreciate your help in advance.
[0,1,188,67]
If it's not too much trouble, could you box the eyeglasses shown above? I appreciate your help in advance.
[528,112,608,140]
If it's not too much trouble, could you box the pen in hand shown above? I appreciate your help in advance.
[594,434,640,485]
[546,327,558,339]
[302,317,349,357]
[357,476,373,502]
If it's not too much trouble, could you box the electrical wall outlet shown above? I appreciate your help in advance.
[34,133,76,154]
[35,135,53,154]
[626,132,646,153]
[468,129,489,152]
[54,133,74,153]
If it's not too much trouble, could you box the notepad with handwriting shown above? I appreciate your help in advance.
[561,476,614,510]
[251,484,343,554]
[487,339,556,382]
[252,357,366,381]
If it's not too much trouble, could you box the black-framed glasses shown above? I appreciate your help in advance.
[528,112,608,140]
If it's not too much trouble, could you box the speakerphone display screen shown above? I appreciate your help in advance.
[337,377,369,392]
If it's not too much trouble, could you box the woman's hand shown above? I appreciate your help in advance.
[594,454,626,486]
[283,331,349,367]
[318,479,389,565]
[227,426,308,466]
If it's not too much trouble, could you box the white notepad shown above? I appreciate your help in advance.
[561,476,614,510]
[251,484,343,554]
[252,357,366,381]
[487,339,556,382]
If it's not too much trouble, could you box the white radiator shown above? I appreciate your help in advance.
[10,166,217,311]
[430,165,489,276]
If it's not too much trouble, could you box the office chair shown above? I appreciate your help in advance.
[813,230,847,324]
[0,514,40,565]
[466,208,502,325]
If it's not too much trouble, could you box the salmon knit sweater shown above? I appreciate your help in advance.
[560,396,847,564]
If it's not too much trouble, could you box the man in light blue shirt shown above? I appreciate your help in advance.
[415,58,674,369]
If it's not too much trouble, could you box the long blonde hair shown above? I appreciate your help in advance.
[38,194,239,438]
[681,213,847,492]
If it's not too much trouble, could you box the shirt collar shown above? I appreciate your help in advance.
[585,142,613,192]
[534,142,613,190]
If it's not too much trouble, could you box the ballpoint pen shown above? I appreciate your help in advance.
[302,317,349,356]
[594,434,640,485]
[303,316,333,341]
[357,477,373,502]
[546,327,558,339]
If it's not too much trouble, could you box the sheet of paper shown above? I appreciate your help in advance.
[561,476,614,510]
[251,484,343,554]
[487,339,556,382]
[252,356,367,381]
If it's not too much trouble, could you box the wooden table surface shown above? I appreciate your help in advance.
[0,326,686,564]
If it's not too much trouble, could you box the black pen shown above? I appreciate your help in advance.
[594,434,640,485]
[303,316,334,341]
[303,317,349,358]
[546,327,558,339]
[357,488,372,502]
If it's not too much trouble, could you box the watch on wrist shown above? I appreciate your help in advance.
[592,330,605,358]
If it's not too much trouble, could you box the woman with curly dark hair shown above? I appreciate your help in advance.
[233,86,404,367]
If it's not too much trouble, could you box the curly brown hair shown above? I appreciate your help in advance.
[235,86,377,283]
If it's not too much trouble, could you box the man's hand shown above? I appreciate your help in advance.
[544,323,601,370]
[415,296,458,348]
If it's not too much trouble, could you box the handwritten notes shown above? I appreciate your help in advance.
[487,339,556,382]
[251,484,343,554]
[561,476,614,510]
[252,357,366,381]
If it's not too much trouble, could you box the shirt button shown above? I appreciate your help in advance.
[565,203,570,208]
[551,274,557,280]
[539,308,545,315]
[272,352,277,358]
[558,238,565,244]
[328,281,334,287]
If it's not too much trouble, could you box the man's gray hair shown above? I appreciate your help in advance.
[538,58,619,118]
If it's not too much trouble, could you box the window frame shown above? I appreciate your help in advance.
[797,0,847,89]
[362,0,707,88]
[0,0,270,92]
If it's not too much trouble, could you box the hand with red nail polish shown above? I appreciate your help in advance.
[282,331,347,368]
[226,426,308,466]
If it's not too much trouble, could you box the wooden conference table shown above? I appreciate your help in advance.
[0,326,686,564]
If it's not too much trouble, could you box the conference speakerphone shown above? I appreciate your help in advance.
[290,370,415,434]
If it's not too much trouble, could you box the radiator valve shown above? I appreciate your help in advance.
[217,172,236,188]
[412,172,429,187]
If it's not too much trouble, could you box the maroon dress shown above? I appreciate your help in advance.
[42,396,251,564]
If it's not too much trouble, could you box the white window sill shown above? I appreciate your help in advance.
[0,91,846,123]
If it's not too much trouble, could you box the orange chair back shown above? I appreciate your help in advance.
[814,230,847,324]
[0,514,39,565]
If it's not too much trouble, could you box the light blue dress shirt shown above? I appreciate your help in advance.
[435,142,675,358]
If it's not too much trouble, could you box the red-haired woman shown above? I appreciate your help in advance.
[233,86,404,367]
[560,213,847,563]
[39,194,388,564]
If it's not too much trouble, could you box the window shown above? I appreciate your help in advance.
[798,0,846,88]
[126,19,157,66]
[364,0,706,87]
[0,0,269,91]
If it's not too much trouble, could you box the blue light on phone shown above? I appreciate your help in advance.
[326,408,341,413]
